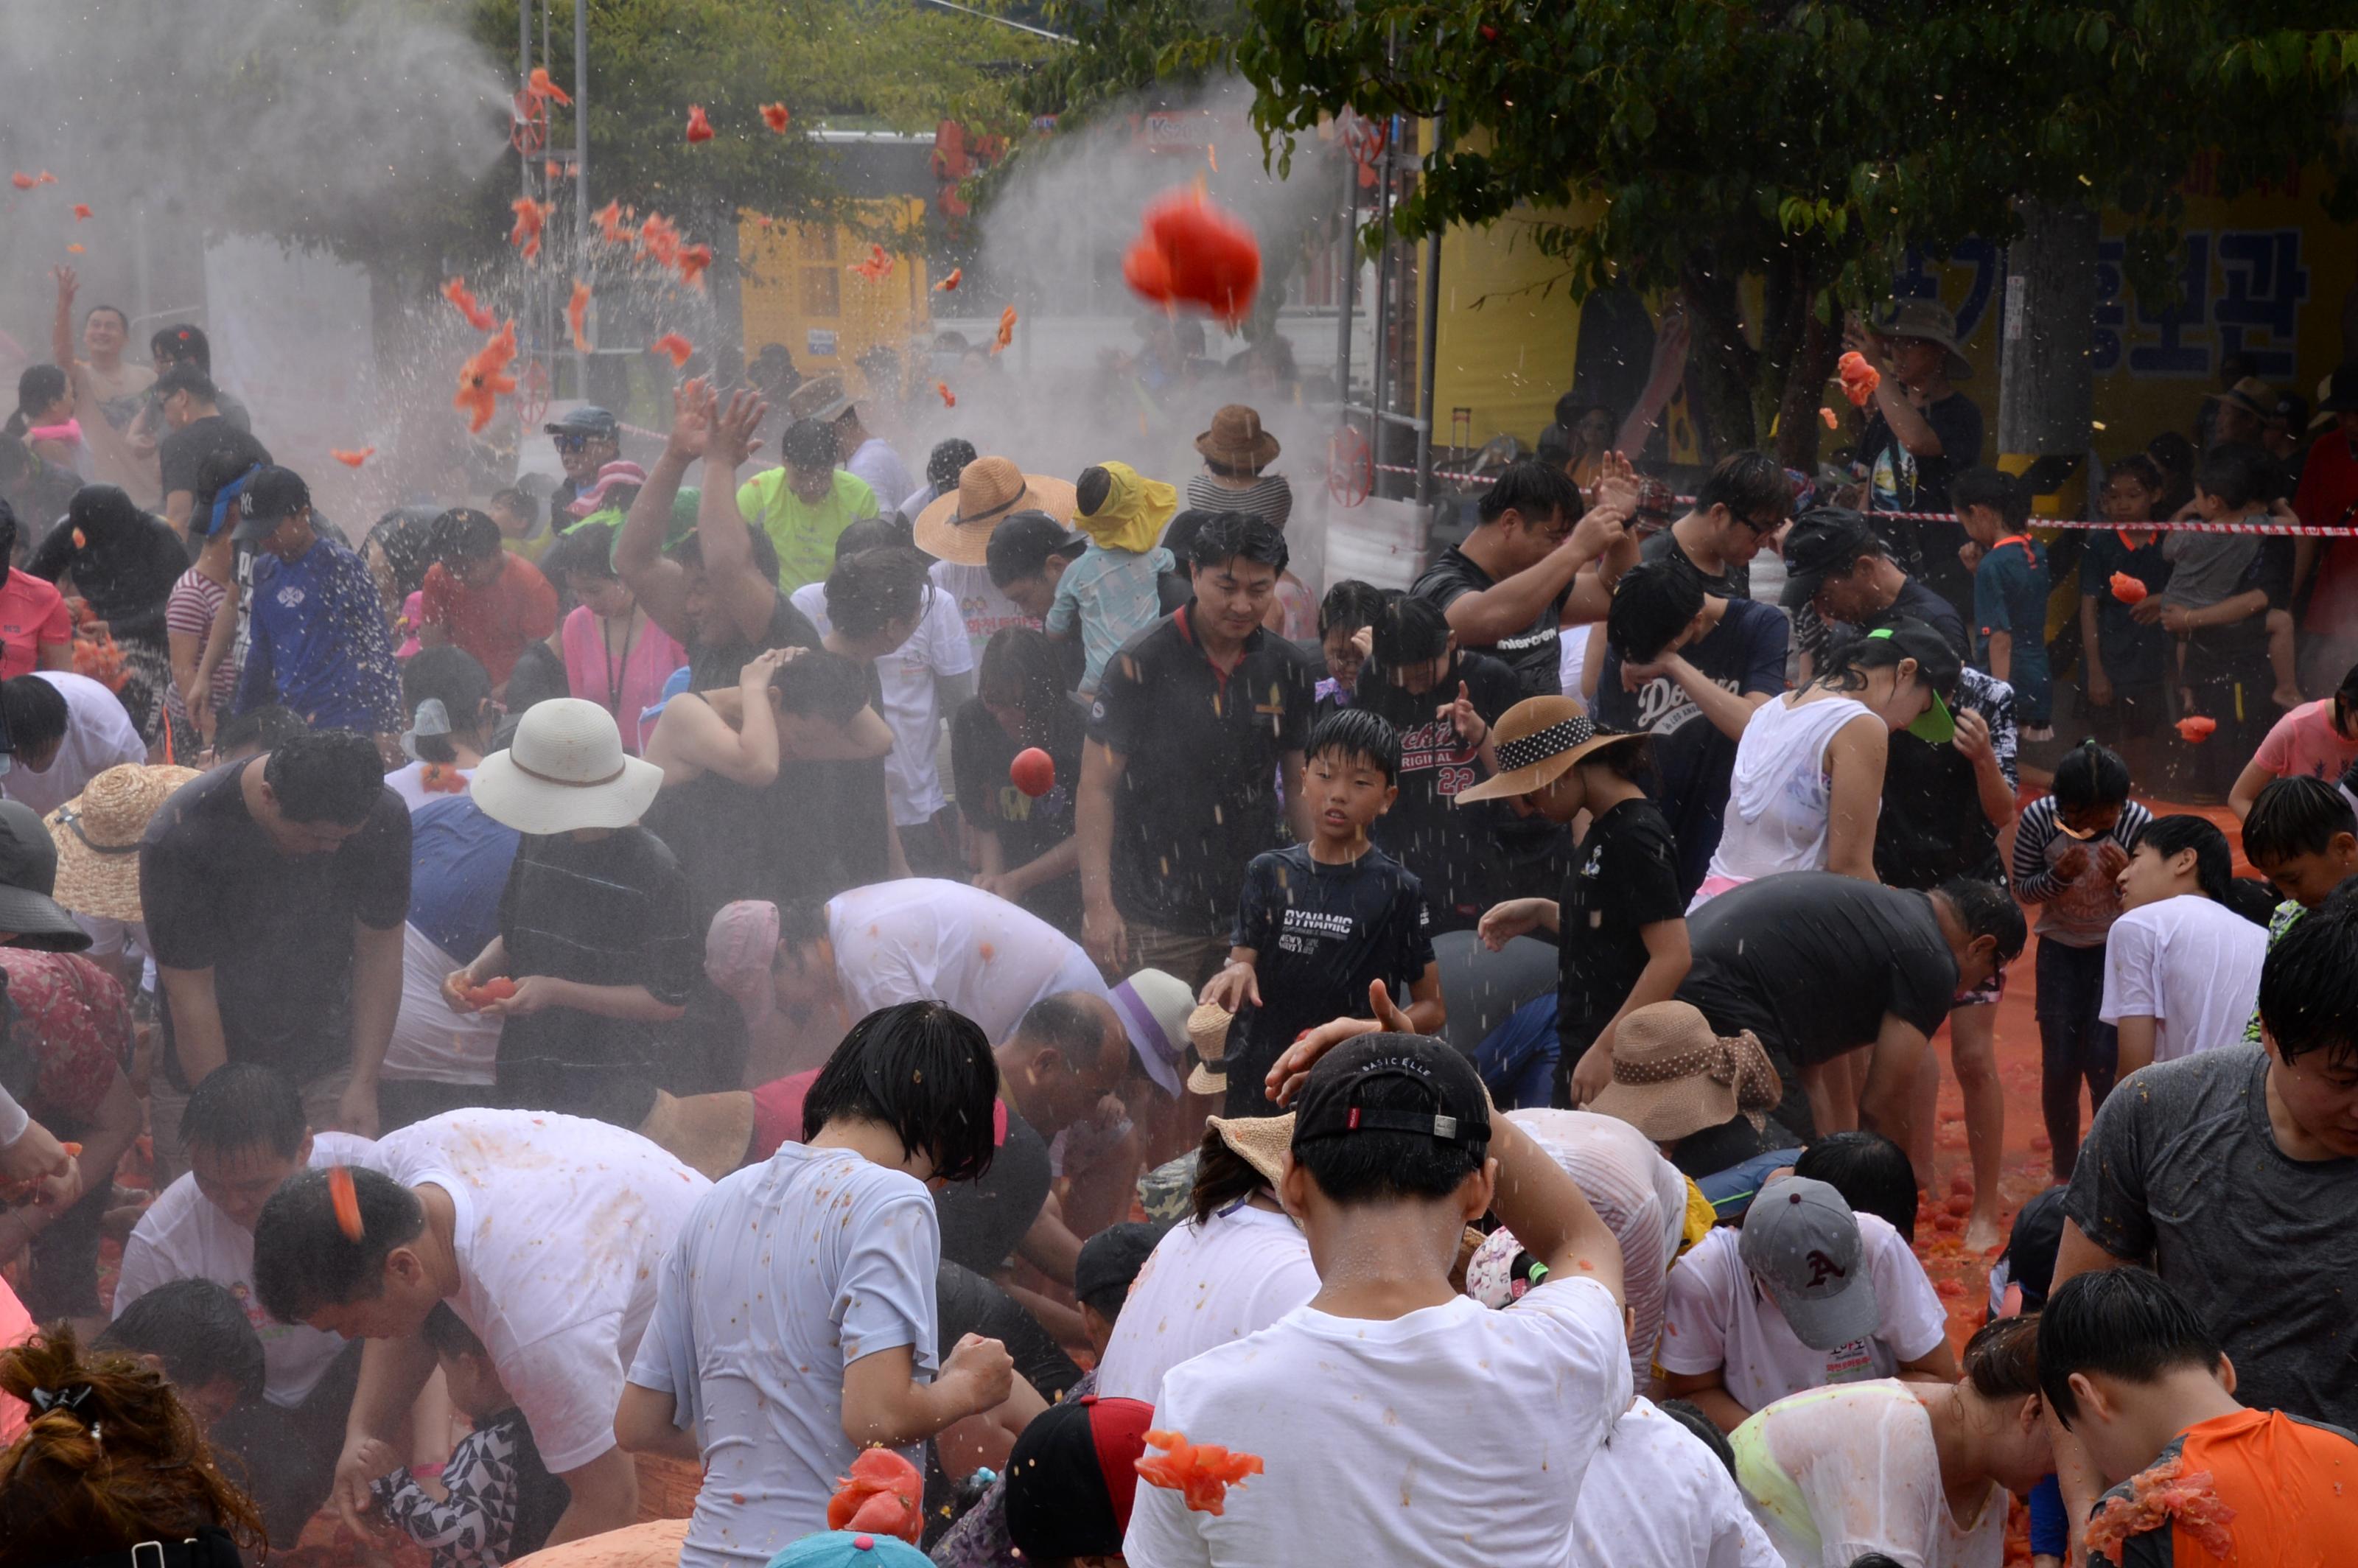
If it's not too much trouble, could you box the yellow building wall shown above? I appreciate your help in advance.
[738,199,930,389]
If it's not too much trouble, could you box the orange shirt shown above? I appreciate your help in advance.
[2099,1407,2358,1566]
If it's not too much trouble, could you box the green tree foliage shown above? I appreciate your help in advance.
[1215,1,2358,459]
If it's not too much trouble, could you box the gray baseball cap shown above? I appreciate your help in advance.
[1738,1175,1879,1351]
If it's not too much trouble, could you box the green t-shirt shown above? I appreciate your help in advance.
[734,468,878,593]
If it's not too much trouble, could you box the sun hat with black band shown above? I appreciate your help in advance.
[470,696,664,835]
[1110,967,1193,1096]
[1452,696,1645,805]
[1290,1033,1491,1152]
[0,799,94,951]
[914,455,1079,567]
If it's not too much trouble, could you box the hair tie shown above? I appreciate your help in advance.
[28,1384,92,1418]
[327,1166,365,1242]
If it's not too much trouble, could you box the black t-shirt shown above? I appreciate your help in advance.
[1593,597,1790,898]
[1353,651,1523,922]
[140,761,411,1088]
[1676,872,1958,1134]
[1088,607,1315,934]
[950,696,1085,937]
[1556,798,1685,1064]
[1794,574,1968,668]
[1875,667,2017,889]
[1410,544,1567,698]
[934,1261,1082,1400]
[1224,842,1436,1116]
[158,418,269,505]
[1640,526,1749,601]
[935,1104,1052,1276]
[495,825,696,1127]
[1860,391,1984,612]
[685,591,822,693]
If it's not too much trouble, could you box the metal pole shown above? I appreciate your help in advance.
[1367,113,1398,497]
[1415,114,1444,509]
[1333,144,1357,421]
[573,0,590,396]
[519,0,531,206]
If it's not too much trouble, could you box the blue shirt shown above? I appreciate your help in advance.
[1047,542,1174,693]
[407,794,520,962]
[235,538,403,733]
[1973,535,2051,725]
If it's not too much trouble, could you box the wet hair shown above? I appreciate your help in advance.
[1074,1222,1160,1323]
[782,418,839,472]
[2038,1267,2222,1428]
[152,363,217,404]
[1693,451,1793,523]
[1959,1312,2041,1401]
[0,1324,267,1564]
[1290,1041,1489,1205]
[0,500,15,572]
[1319,579,1390,638]
[402,647,496,762]
[430,506,503,564]
[0,676,71,755]
[2194,441,2277,511]
[772,648,870,722]
[1476,457,1583,528]
[926,438,978,494]
[1160,508,1213,567]
[1948,466,2030,530]
[1185,511,1288,575]
[1369,594,1453,675]
[665,519,784,587]
[823,546,931,642]
[1190,1123,1270,1225]
[1813,616,1962,705]
[420,1301,488,1363]
[2051,739,2132,813]
[833,513,915,559]
[251,1165,427,1324]
[984,512,1085,589]
[977,626,1070,719]
[799,1000,1000,1183]
[2335,659,2358,738]
[97,1279,266,1405]
[152,323,214,373]
[2256,897,2358,1065]
[1606,559,1708,664]
[2103,454,2165,497]
[83,304,130,332]
[2132,814,2233,904]
[1794,1131,1918,1245]
[2242,776,2356,869]
[181,1063,306,1160]
[488,486,535,517]
[1937,875,2029,967]
[1013,993,1115,1075]
[1305,707,1401,786]
[1075,466,1114,517]
[213,705,306,759]
[10,365,68,435]
[1656,1399,1736,1477]
[261,729,388,827]
[542,526,619,587]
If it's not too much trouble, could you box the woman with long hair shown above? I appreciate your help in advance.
[0,1324,266,1566]
[29,484,195,755]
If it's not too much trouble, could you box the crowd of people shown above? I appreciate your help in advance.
[0,290,2351,1568]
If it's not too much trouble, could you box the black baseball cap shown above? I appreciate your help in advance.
[1291,1033,1491,1150]
[1778,506,1886,608]
[1074,1220,1165,1309]
[231,466,312,543]
[0,801,91,951]
[544,405,619,440]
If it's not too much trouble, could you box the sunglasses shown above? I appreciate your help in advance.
[553,434,591,452]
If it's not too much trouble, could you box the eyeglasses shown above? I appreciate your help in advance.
[553,434,590,452]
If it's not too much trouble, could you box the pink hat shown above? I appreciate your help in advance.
[567,459,648,518]
[705,900,780,1026]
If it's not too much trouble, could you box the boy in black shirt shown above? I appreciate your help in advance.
[1466,696,1689,1108]
[1202,710,1443,1115]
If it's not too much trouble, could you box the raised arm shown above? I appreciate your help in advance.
[696,388,785,645]
[615,381,706,644]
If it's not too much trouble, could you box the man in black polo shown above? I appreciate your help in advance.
[1077,513,1314,988]
[1778,508,1968,681]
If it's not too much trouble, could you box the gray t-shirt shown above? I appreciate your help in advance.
[2063,1046,2358,1425]
[629,1142,940,1567]
[2159,529,2261,611]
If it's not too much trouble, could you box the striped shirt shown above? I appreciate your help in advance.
[2010,794,2154,946]
[1186,472,1294,531]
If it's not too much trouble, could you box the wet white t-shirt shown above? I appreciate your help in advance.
[2099,893,2267,1063]
[827,878,1108,1046]
[1124,1278,1631,1567]
[373,1110,709,1473]
[1094,1200,1320,1405]
[115,1131,380,1407]
[1574,1396,1782,1568]
[792,579,974,826]
[1657,1220,1949,1416]
[1732,1380,2007,1568]
[382,760,475,810]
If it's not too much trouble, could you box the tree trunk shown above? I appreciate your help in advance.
[1772,286,1844,472]
[1679,249,1760,458]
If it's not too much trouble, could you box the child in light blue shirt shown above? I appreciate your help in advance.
[1049,461,1175,695]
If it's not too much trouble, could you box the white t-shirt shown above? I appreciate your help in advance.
[382,923,501,1085]
[374,1110,709,1474]
[382,760,475,810]
[1123,1278,1631,1567]
[929,557,1040,667]
[629,1143,939,1567]
[1094,1200,1320,1405]
[2,671,146,820]
[1732,1380,2007,1568]
[847,438,914,520]
[1658,1220,1949,1416]
[115,1131,380,1409]
[1574,1396,1782,1568]
[2099,894,2267,1063]
[791,580,976,826]
[828,878,1110,1046]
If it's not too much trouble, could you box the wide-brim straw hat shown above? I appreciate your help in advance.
[1186,1001,1234,1095]
[914,455,1079,566]
[1454,696,1645,804]
[472,697,664,836]
[1206,1111,1293,1190]
[1586,1001,1784,1144]
[47,763,200,923]
[1195,404,1281,472]
[637,1088,758,1183]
